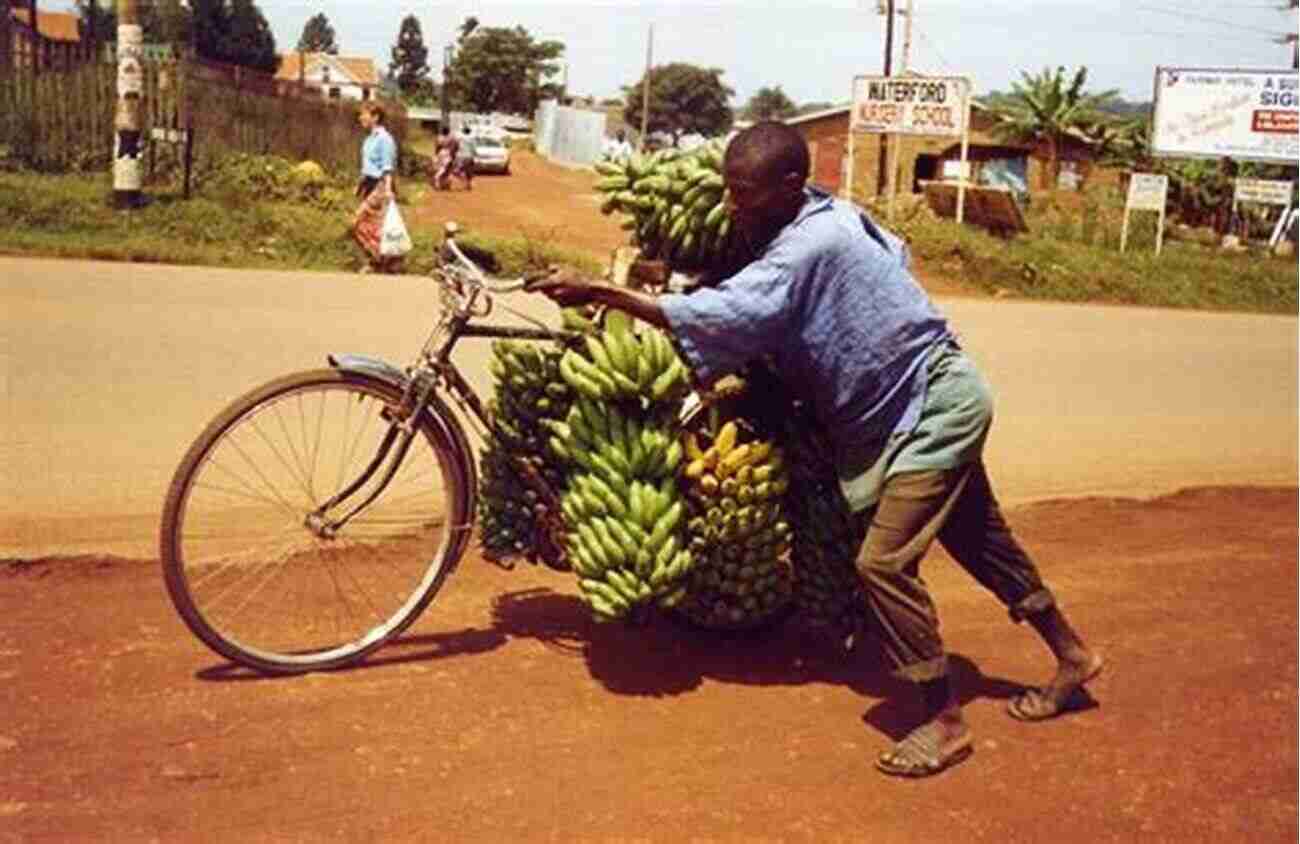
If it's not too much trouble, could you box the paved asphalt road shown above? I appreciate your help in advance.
[1,256,1295,558]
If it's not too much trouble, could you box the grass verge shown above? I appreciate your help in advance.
[880,188,1297,314]
[0,170,603,279]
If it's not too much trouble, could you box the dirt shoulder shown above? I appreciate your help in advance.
[0,485,1294,842]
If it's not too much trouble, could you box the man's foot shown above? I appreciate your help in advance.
[1008,650,1104,721]
[875,719,973,778]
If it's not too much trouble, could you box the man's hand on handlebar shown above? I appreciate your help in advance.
[525,267,603,308]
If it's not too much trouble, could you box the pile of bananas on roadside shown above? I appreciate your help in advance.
[674,418,796,630]
[593,140,749,275]
[477,339,575,562]
[780,407,870,634]
[544,311,695,622]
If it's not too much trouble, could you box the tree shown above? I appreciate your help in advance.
[623,63,734,144]
[447,22,564,115]
[985,65,1119,189]
[389,15,431,96]
[78,0,190,47]
[296,13,338,55]
[743,86,796,121]
[75,0,116,43]
[187,0,278,72]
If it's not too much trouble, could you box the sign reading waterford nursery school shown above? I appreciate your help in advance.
[1151,67,1299,163]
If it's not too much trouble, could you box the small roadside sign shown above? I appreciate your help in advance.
[1234,178,1294,206]
[1122,173,1168,254]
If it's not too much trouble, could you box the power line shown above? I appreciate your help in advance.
[1134,5,1288,37]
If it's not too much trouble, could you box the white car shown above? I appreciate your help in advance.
[471,136,511,174]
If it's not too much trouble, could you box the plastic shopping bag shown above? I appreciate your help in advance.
[380,201,413,257]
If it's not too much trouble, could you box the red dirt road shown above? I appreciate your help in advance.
[1,487,1295,842]
[1,150,1296,841]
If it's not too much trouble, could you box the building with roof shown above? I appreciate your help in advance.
[784,96,1117,199]
[4,0,91,71]
[275,52,379,101]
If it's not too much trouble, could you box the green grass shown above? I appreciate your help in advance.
[876,188,1297,314]
[0,169,1294,314]
[0,169,602,279]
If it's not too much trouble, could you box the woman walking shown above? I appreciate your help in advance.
[351,103,399,273]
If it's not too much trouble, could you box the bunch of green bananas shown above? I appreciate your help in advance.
[477,339,574,562]
[780,407,869,634]
[546,311,695,622]
[674,419,796,630]
[593,140,749,275]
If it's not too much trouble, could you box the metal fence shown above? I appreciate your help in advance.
[533,99,606,167]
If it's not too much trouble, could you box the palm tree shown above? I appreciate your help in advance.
[988,66,1119,190]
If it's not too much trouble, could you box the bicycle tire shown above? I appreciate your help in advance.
[160,369,471,674]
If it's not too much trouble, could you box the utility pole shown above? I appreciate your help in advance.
[441,43,452,132]
[876,0,895,197]
[113,0,143,208]
[1286,0,1299,69]
[887,0,914,220]
[639,23,652,153]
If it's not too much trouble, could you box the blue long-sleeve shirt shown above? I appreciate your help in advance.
[361,126,397,179]
[661,187,954,487]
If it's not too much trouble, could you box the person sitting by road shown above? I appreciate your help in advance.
[456,125,477,191]
[529,120,1104,779]
[433,127,460,191]
[350,103,399,273]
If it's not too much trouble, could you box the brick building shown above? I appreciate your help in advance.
[789,101,1117,199]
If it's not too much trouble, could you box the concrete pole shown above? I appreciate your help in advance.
[112,0,143,207]
[639,23,652,153]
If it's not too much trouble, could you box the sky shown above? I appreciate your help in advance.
[61,1,1300,105]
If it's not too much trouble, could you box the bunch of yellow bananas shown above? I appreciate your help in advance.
[674,419,796,629]
[593,140,749,275]
[478,338,576,562]
[547,312,695,622]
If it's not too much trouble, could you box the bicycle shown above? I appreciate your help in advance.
[160,222,609,675]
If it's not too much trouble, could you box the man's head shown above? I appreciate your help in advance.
[358,104,385,130]
[723,121,809,243]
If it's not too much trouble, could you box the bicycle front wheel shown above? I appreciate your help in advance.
[161,370,469,674]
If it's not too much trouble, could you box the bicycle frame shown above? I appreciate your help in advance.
[323,249,582,570]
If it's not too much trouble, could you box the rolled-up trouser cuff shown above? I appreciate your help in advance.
[1008,588,1056,623]
[896,654,950,683]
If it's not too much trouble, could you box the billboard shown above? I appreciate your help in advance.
[1151,67,1298,163]
[850,75,971,137]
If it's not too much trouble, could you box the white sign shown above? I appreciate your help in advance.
[1234,178,1294,206]
[1151,67,1299,164]
[1126,173,1168,211]
[1122,173,1168,255]
[851,75,971,137]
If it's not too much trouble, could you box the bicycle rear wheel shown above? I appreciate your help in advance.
[160,369,469,674]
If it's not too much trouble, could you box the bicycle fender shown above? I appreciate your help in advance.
[327,353,409,390]
[327,353,479,561]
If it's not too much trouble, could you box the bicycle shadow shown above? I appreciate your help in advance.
[194,626,510,683]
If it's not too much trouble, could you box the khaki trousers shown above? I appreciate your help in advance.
[855,461,1055,682]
